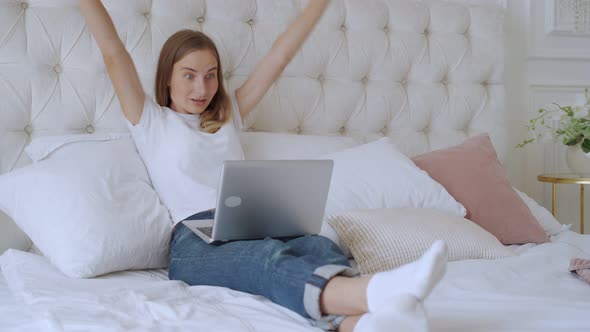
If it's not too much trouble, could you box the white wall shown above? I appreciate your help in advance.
[506,0,590,233]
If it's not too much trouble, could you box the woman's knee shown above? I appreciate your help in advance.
[288,235,347,260]
[170,229,211,259]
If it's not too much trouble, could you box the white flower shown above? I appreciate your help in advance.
[536,131,556,143]
[518,87,590,150]
[573,105,588,119]
[546,112,563,121]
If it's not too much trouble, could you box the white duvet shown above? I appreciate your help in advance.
[0,250,319,332]
[427,231,590,332]
[1,231,590,332]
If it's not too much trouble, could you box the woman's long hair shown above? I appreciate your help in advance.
[155,30,230,133]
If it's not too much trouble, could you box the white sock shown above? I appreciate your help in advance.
[354,314,374,332]
[354,295,429,332]
[366,240,448,312]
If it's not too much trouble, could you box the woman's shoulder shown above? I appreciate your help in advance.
[126,95,171,131]
[143,95,167,113]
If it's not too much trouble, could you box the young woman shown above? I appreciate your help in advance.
[80,1,449,331]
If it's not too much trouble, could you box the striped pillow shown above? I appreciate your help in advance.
[328,208,513,274]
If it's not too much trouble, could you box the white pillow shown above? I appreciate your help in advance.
[514,189,571,236]
[317,138,466,256]
[321,137,466,218]
[0,134,172,278]
[328,208,513,274]
[0,211,31,255]
[237,132,363,255]
[239,132,360,160]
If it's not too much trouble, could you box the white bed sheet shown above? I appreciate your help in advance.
[1,231,589,332]
[0,271,36,332]
[427,230,590,332]
[0,250,320,332]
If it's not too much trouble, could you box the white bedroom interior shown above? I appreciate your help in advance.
[3,0,588,248]
[506,0,590,234]
[1,0,590,331]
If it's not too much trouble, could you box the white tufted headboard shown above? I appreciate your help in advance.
[0,0,506,252]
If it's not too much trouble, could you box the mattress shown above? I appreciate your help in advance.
[1,231,590,332]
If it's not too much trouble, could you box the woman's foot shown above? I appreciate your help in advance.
[354,294,429,332]
[366,240,448,312]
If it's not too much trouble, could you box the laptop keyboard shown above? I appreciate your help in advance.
[197,226,213,238]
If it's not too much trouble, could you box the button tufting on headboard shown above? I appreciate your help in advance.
[0,0,506,172]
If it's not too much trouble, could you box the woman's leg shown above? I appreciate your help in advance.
[169,223,356,321]
[287,236,447,317]
[338,315,362,332]
[320,274,371,316]
[284,236,370,316]
[327,241,447,332]
[285,235,348,263]
[349,295,430,332]
[170,218,447,331]
[321,240,448,316]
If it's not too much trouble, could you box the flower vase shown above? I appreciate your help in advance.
[566,145,590,177]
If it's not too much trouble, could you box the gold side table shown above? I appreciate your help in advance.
[537,173,590,234]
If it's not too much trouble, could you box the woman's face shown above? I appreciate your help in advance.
[169,49,219,115]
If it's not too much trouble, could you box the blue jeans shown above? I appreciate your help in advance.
[168,209,358,330]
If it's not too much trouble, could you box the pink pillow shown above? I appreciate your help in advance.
[412,134,549,245]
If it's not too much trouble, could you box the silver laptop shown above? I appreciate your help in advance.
[182,160,333,243]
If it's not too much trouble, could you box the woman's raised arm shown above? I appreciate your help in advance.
[235,0,330,120]
[80,0,145,125]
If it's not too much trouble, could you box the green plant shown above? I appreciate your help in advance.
[517,88,590,153]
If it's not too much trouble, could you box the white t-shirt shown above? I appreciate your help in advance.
[126,94,245,224]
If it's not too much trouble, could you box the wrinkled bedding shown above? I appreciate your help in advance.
[0,270,36,332]
[1,231,590,332]
[427,231,590,332]
[0,250,319,332]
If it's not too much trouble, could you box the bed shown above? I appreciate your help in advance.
[0,231,589,331]
[1,0,589,331]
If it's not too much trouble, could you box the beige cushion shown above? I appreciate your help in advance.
[328,208,513,274]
